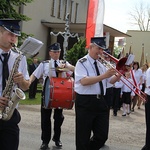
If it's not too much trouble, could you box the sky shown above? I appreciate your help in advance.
[104,0,150,33]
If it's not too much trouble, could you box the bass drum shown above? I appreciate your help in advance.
[43,77,75,109]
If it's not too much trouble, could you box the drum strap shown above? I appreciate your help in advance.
[49,60,52,78]
[54,60,58,77]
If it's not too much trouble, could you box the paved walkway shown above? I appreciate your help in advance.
[18,104,146,150]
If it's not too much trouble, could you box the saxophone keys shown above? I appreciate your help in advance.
[3,113,8,119]
[8,101,13,107]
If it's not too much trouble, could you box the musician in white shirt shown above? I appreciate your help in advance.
[121,72,135,116]
[131,61,143,112]
[141,65,150,150]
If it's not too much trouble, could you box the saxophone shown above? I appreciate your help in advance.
[0,49,26,121]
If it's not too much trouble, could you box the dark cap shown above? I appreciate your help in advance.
[104,49,111,57]
[91,37,106,49]
[48,43,61,51]
[0,19,21,36]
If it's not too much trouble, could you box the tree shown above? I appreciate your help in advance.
[129,2,150,31]
[0,0,34,45]
[66,38,88,66]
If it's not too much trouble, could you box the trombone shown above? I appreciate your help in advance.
[100,51,146,102]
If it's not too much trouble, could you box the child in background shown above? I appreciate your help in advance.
[121,72,135,116]
[113,78,123,116]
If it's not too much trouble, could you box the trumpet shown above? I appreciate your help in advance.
[99,52,146,102]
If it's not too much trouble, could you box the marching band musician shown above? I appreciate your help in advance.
[103,49,114,145]
[130,61,143,112]
[141,64,150,150]
[74,37,122,150]
[0,19,30,150]
[29,43,74,150]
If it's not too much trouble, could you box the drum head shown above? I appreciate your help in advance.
[43,77,50,108]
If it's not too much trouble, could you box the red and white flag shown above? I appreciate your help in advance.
[86,0,105,48]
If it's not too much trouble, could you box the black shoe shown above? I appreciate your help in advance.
[113,112,117,116]
[141,145,147,150]
[122,114,126,116]
[40,143,49,150]
[52,138,62,147]
[131,109,134,112]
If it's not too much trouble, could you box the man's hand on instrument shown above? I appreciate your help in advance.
[59,60,66,68]
[13,72,30,91]
[0,97,8,108]
[13,72,25,84]
[105,68,116,78]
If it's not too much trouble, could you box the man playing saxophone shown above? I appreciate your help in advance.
[0,19,30,150]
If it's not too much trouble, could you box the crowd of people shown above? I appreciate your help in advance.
[0,18,150,150]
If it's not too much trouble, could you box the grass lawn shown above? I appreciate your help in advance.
[19,84,42,105]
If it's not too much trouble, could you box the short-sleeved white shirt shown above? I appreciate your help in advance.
[0,49,29,96]
[75,54,111,95]
[33,58,71,85]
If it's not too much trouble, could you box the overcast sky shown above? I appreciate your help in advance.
[104,0,150,33]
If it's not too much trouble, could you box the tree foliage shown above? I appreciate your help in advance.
[129,2,150,31]
[66,38,88,66]
[0,0,33,45]
[0,0,32,20]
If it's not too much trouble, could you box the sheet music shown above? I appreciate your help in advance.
[125,54,135,65]
[19,37,44,57]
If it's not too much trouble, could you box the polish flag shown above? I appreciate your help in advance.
[86,0,105,48]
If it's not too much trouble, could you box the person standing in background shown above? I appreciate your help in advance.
[28,57,39,99]
[103,49,114,145]
[137,63,148,108]
[131,61,143,112]
[104,49,114,109]
[121,72,135,116]
[113,78,123,116]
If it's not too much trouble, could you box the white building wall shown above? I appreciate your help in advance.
[125,30,150,64]
[21,0,88,60]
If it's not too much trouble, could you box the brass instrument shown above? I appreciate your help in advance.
[99,52,146,102]
[0,45,26,121]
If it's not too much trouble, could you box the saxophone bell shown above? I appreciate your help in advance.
[2,88,26,121]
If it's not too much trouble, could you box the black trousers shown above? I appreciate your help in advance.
[144,94,150,149]
[29,78,38,98]
[75,94,109,150]
[122,92,131,104]
[105,87,113,108]
[41,106,64,144]
[0,109,21,150]
[113,88,121,113]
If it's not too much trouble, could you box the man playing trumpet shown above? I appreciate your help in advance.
[74,37,123,150]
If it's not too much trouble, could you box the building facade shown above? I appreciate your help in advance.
[125,30,150,64]
[21,0,129,60]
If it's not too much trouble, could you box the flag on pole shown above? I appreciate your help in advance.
[146,53,148,64]
[118,47,124,59]
[129,44,132,54]
[140,43,144,67]
[86,0,105,48]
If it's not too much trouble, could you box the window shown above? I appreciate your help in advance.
[51,0,55,17]
[74,3,79,23]
[63,0,67,20]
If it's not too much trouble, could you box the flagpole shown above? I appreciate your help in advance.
[140,43,144,67]
[146,53,148,65]
[85,0,105,48]
[129,42,132,54]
